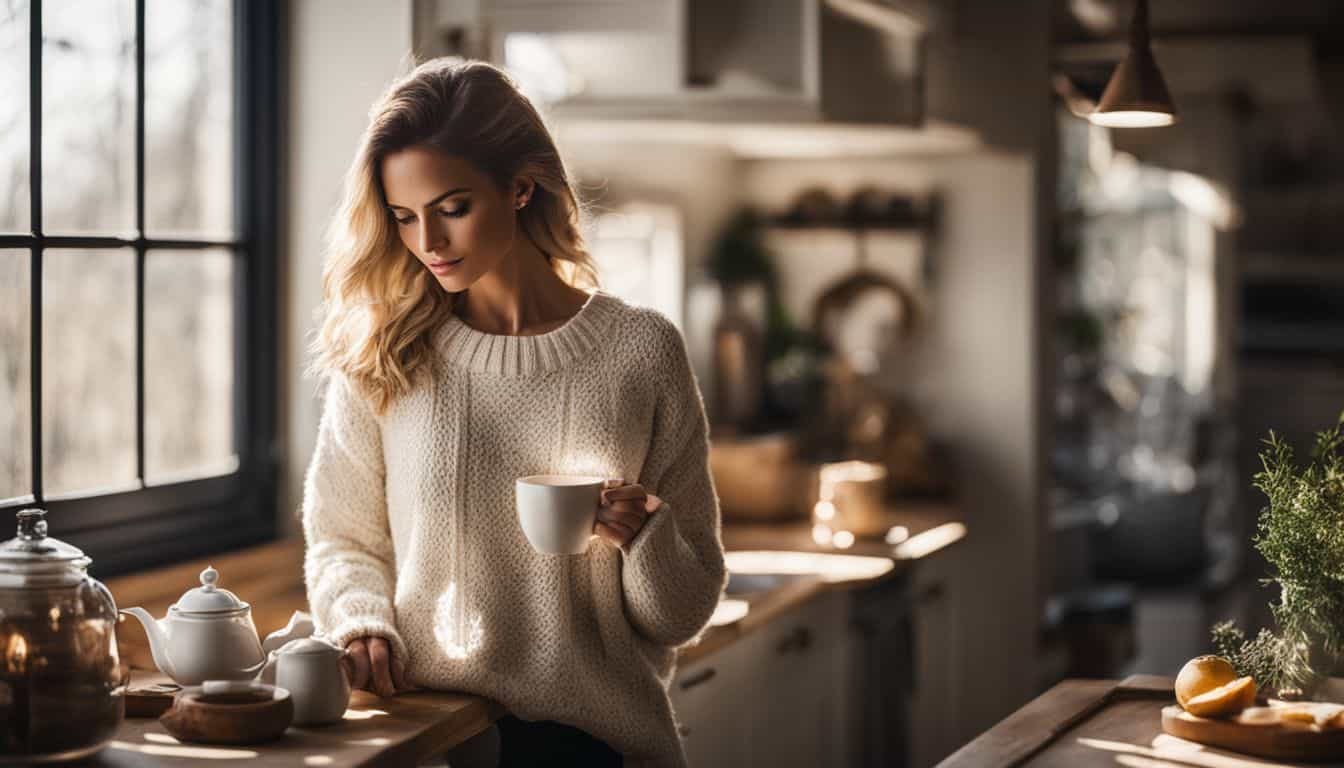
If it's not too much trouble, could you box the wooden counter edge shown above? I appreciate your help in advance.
[355,695,508,768]
[936,676,1175,768]
[679,576,828,664]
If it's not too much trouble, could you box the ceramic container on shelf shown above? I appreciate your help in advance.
[816,460,889,538]
[0,508,126,763]
[119,565,267,685]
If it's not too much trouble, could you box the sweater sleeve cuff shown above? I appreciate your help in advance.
[325,617,409,667]
[621,498,677,559]
[620,503,724,647]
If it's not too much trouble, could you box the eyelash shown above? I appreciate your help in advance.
[393,205,470,225]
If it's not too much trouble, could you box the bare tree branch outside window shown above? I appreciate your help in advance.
[0,0,237,501]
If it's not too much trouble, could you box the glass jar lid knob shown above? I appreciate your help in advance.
[16,509,47,542]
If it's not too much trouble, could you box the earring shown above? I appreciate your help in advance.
[516,198,528,210]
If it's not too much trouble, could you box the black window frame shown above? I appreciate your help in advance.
[0,0,282,577]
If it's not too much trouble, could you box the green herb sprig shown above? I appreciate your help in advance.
[1211,415,1344,694]
[1211,620,1306,695]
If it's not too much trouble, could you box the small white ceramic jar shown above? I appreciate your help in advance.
[270,637,351,726]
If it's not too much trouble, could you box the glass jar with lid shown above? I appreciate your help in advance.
[0,508,125,762]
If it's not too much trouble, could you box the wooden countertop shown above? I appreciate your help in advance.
[95,684,504,767]
[106,543,503,766]
[102,499,963,761]
[938,675,1318,768]
[684,498,964,663]
[940,675,1175,767]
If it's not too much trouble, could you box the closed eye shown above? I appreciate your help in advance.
[390,205,468,226]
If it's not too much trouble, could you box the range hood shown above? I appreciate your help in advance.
[414,0,957,134]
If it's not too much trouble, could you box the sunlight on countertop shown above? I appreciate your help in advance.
[724,551,894,583]
[109,740,259,760]
[893,522,967,559]
[709,598,751,627]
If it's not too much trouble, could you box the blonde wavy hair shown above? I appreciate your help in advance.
[307,58,599,415]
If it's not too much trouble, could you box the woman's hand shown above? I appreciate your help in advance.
[596,479,660,548]
[342,636,411,698]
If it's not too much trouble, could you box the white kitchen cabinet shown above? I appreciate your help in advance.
[671,565,962,767]
[412,0,934,127]
[749,590,849,768]
[906,551,959,767]
[670,590,851,767]
[670,634,754,766]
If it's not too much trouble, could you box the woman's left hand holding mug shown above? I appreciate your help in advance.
[596,479,660,548]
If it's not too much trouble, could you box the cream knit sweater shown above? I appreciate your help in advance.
[301,291,727,767]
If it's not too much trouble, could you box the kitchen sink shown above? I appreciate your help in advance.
[721,550,897,598]
[723,571,812,597]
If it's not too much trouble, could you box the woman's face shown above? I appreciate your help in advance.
[380,146,529,293]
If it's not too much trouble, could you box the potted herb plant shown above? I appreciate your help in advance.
[1212,416,1344,700]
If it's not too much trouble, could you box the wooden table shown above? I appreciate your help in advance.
[87,683,504,767]
[939,675,1339,768]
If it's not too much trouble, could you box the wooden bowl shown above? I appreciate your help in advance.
[159,682,293,745]
[126,682,180,719]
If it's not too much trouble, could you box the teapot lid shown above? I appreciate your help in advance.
[0,509,90,573]
[172,566,249,613]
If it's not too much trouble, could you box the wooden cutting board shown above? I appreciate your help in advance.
[1162,705,1344,761]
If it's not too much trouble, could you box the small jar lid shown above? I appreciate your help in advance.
[278,637,344,656]
[0,509,91,573]
[171,566,249,614]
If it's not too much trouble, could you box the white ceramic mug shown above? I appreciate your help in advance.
[515,475,605,555]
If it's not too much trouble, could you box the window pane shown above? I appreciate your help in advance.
[145,249,236,483]
[42,0,136,235]
[589,203,684,327]
[42,248,137,497]
[0,0,30,233]
[0,250,31,500]
[145,0,234,238]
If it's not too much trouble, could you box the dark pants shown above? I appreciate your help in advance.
[496,714,623,767]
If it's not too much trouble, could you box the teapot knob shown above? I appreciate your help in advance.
[200,566,219,591]
[16,509,47,542]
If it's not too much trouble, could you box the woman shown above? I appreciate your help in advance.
[300,58,726,768]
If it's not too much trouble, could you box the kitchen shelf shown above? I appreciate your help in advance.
[764,219,933,233]
[549,116,980,159]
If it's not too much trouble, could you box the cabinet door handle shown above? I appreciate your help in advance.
[917,582,946,605]
[678,667,717,691]
[776,626,813,654]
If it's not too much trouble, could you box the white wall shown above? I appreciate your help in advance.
[281,0,414,535]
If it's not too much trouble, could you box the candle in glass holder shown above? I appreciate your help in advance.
[816,461,888,539]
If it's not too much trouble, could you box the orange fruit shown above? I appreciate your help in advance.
[1175,655,1237,708]
[1184,676,1257,718]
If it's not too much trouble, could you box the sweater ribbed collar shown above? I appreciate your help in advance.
[433,290,621,376]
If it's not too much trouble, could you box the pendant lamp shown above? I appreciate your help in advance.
[1090,0,1177,128]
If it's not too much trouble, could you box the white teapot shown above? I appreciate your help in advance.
[119,566,267,685]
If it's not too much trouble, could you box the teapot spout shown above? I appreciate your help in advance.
[119,607,177,680]
[242,653,272,681]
